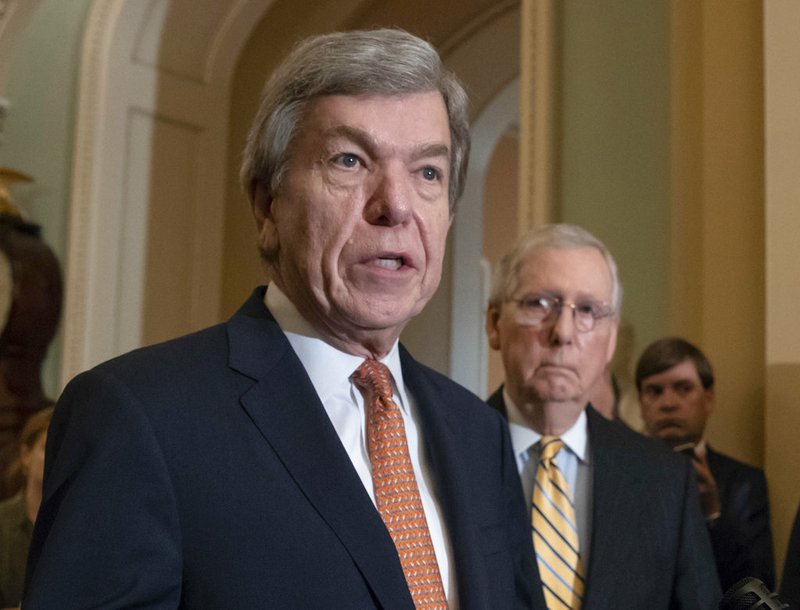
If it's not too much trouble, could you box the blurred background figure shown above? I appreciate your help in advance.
[0,168,62,500]
[636,337,775,592]
[0,406,52,609]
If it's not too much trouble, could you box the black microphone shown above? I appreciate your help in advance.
[719,577,790,610]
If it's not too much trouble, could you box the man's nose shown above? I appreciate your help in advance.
[657,388,680,410]
[364,165,412,226]
[548,302,576,346]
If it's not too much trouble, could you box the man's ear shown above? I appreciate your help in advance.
[251,182,272,227]
[605,318,619,364]
[704,388,715,417]
[485,305,502,351]
[252,182,279,258]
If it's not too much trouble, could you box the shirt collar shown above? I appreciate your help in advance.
[694,439,707,459]
[503,386,589,463]
[265,284,408,412]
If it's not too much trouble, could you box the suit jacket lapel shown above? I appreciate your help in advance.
[486,387,548,610]
[401,348,492,606]
[227,290,414,609]
[485,385,508,417]
[584,408,647,607]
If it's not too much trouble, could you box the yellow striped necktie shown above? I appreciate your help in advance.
[351,359,448,609]
[532,436,584,610]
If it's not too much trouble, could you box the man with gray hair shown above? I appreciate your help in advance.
[485,223,720,609]
[24,29,535,608]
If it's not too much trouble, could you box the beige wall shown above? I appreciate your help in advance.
[559,0,672,361]
[484,130,519,393]
[764,0,800,579]
[669,0,768,463]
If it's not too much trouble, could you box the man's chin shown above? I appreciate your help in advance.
[656,432,691,449]
[525,389,585,414]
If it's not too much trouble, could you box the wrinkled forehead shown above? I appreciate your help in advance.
[291,92,451,157]
[516,246,614,302]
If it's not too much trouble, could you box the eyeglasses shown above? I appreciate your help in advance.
[509,295,615,333]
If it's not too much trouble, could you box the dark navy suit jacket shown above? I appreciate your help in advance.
[780,503,800,608]
[706,446,775,592]
[23,289,536,609]
[487,387,722,610]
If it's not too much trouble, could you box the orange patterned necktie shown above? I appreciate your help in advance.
[351,359,448,609]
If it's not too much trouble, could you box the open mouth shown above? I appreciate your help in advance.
[374,256,404,271]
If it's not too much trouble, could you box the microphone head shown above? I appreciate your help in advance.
[719,577,789,610]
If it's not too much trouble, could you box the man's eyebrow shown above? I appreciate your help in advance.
[574,290,610,305]
[322,125,450,161]
[412,142,450,161]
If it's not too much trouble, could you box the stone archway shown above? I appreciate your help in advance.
[61,0,275,381]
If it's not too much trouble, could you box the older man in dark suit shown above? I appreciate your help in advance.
[23,29,535,609]
[636,337,775,593]
[485,224,721,609]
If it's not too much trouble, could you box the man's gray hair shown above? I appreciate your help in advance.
[488,223,623,314]
[240,28,471,211]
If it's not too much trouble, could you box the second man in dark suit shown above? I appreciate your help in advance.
[485,223,721,609]
[636,336,775,592]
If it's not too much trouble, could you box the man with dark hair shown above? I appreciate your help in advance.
[23,29,535,608]
[485,223,720,609]
[636,336,775,592]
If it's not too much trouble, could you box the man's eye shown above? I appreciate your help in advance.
[521,297,551,311]
[644,386,662,398]
[420,166,442,181]
[334,153,361,169]
[575,303,596,316]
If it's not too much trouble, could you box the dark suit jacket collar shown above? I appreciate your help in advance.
[486,385,508,417]
[487,386,652,608]
[487,399,652,608]
[400,346,501,607]
[227,288,502,608]
[581,408,653,607]
[227,287,414,609]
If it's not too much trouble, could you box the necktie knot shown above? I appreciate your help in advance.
[539,435,565,464]
[352,359,394,410]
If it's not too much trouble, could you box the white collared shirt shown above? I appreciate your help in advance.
[503,387,593,566]
[266,286,455,603]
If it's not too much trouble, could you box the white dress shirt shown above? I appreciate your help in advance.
[503,387,593,567]
[266,285,456,603]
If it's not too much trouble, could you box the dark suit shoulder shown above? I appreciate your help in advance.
[73,323,234,413]
[587,408,692,474]
[94,323,229,377]
[485,386,506,416]
[72,288,278,410]
[706,447,766,481]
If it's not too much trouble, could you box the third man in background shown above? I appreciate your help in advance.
[485,223,720,609]
[636,337,775,592]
